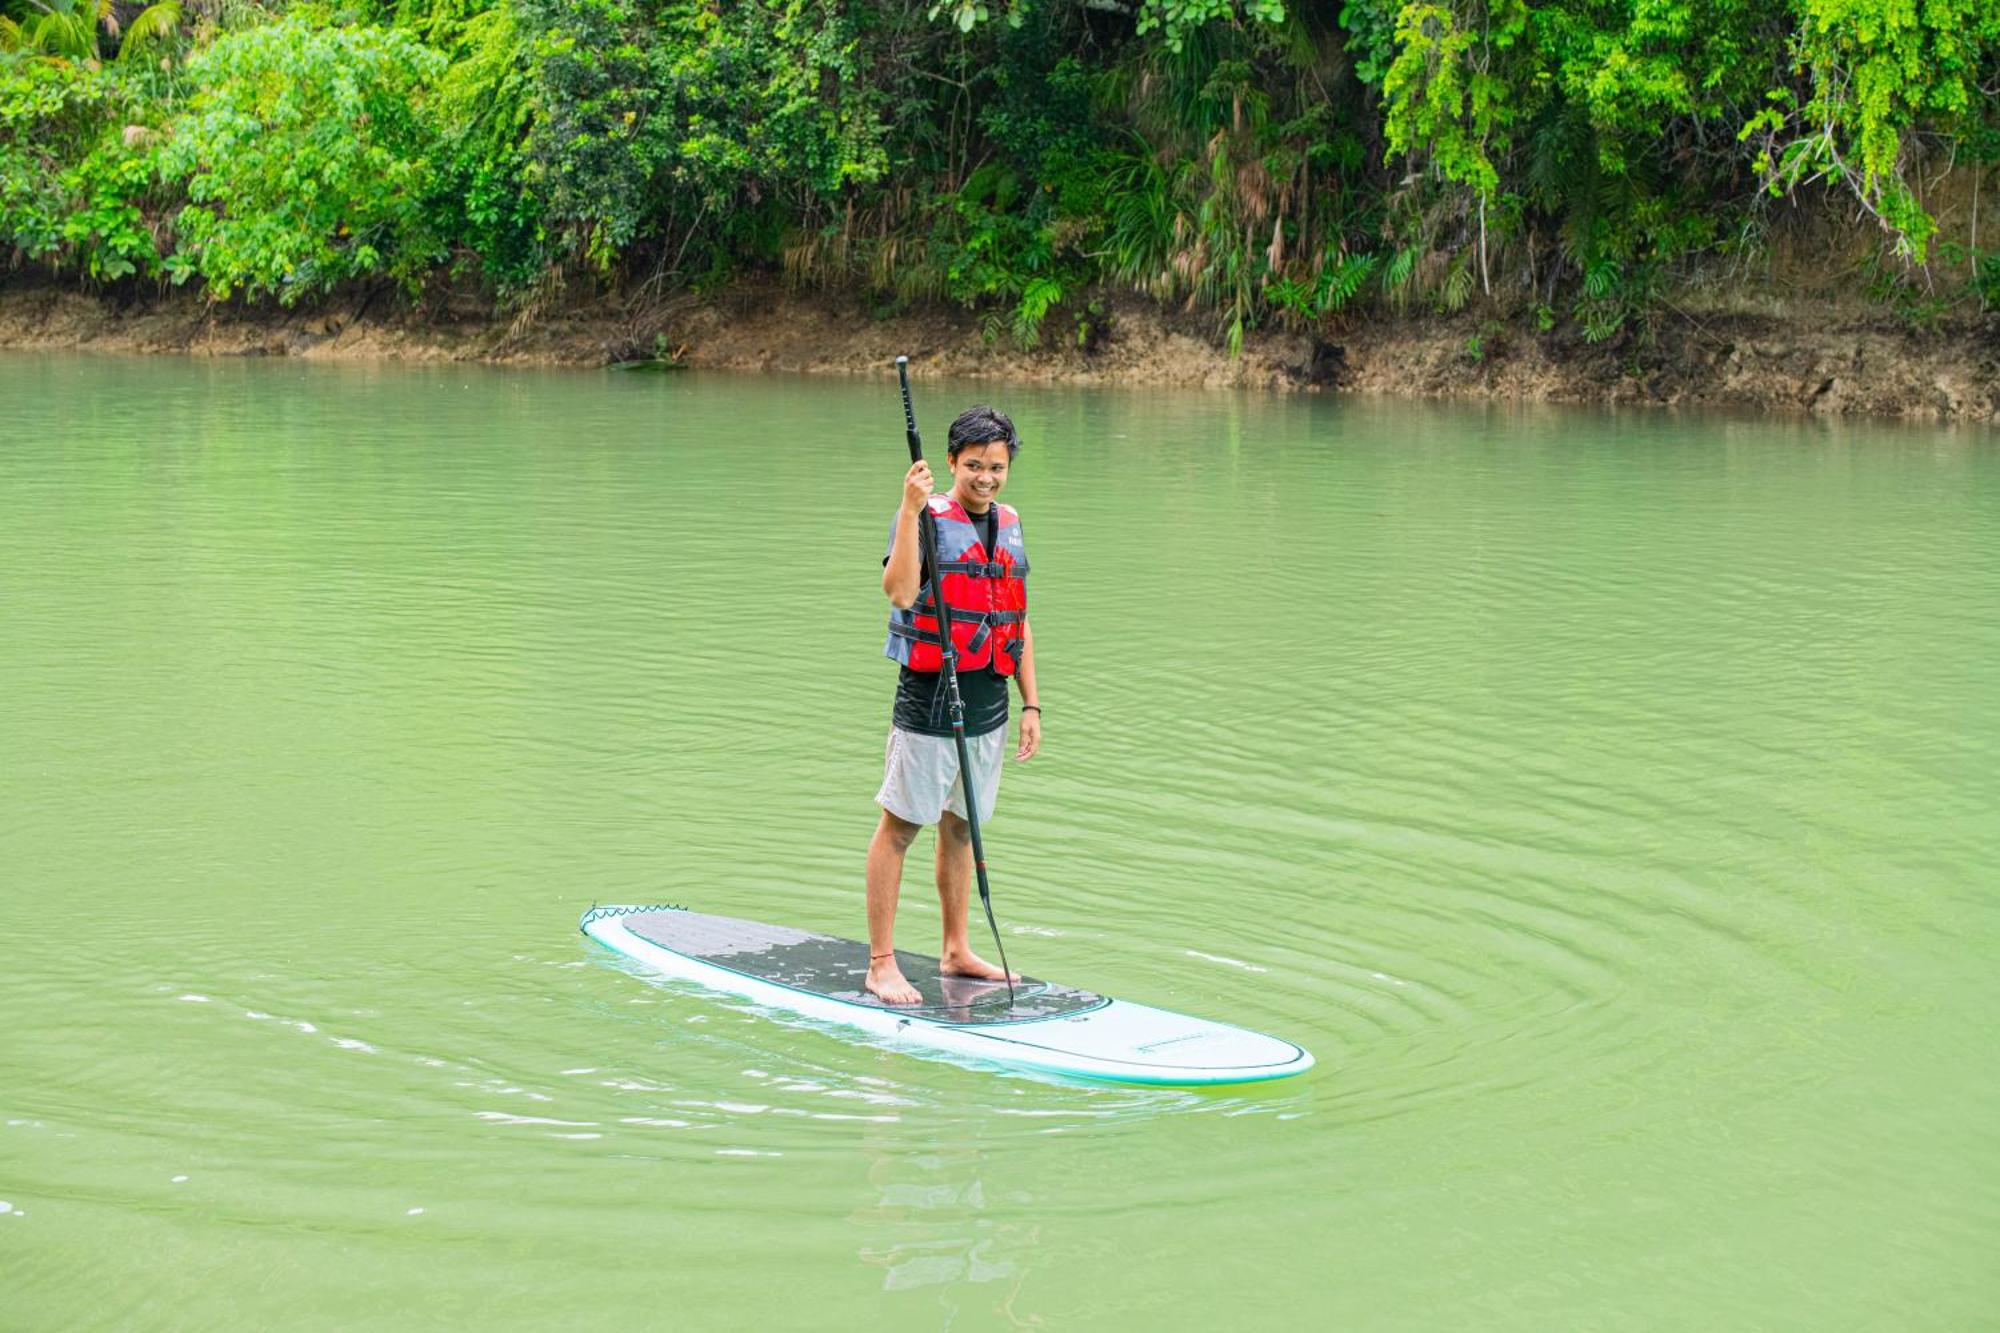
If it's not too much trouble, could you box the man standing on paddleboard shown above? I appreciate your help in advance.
[868,406,1041,1005]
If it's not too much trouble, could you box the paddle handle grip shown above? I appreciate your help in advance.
[896,356,923,463]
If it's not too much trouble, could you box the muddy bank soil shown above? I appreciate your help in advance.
[2,276,1994,423]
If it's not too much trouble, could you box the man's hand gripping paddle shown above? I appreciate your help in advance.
[897,355,1016,1006]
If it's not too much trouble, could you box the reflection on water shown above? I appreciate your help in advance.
[854,1135,1044,1322]
[0,353,1995,1328]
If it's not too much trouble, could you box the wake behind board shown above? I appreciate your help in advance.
[580,905,1312,1087]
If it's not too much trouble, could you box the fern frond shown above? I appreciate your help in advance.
[1317,252,1378,312]
[1384,244,1419,292]
[1439,252,1474,312]
[1582,257,1618,299]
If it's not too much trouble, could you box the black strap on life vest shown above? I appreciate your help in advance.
[934,557,1026,579]
[890,607,1025,654]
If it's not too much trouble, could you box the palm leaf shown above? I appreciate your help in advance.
[29,9,99,60]
[117,0,181,60]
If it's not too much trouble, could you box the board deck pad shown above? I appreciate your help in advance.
[621,908,1106,1026]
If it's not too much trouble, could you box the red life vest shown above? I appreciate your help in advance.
[885,494,1030,675]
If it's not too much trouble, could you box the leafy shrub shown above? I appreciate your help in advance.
[0,58,162,280]
[60,138,164,280]
[159,18,447,301]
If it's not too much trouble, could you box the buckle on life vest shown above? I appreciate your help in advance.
[939,559,1009,579]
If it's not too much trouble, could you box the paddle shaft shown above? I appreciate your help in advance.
[895,356,1015,1004]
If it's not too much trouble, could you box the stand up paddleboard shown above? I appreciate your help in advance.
[581,906,1312,1087]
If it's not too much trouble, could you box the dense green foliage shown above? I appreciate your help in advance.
[2,0,1995,338]
[162,19,447,299]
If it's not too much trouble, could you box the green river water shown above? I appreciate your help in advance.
[2,353,1996,1330]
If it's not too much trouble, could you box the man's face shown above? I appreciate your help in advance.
[948,440,1011,510]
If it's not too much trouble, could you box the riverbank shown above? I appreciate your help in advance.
[2,277,1995,423]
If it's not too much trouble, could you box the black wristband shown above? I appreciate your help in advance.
[1022,705,1041,713]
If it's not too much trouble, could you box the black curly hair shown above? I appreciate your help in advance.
[946,405,1018,460]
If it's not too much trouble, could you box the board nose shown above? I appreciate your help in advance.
[1132,1028,1311,1071]
[1099,1001,1315,1078]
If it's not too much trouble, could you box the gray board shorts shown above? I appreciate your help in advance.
[875,725,1005,826]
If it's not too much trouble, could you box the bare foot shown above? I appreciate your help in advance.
[938,948,1021,983]
[865,958,923,1005]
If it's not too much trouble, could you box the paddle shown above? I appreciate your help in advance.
[896,355,1016,1006]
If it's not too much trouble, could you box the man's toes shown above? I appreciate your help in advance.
[868,974,923,1005]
